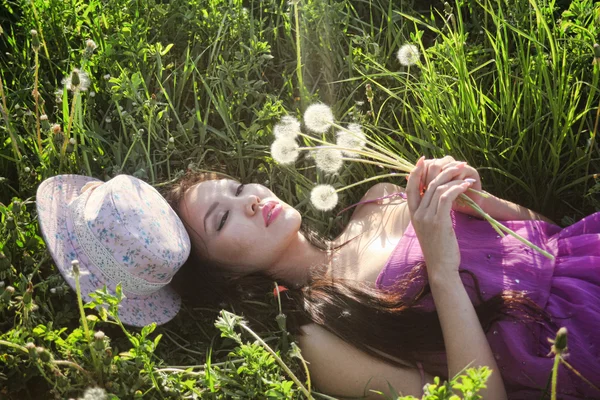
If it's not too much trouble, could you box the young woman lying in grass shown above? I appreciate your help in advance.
[165,156,600,400]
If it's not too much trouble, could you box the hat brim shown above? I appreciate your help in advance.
[36,175,181,327]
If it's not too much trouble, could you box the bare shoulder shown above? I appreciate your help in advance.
[296,323,430,399]
[351,182,405,217]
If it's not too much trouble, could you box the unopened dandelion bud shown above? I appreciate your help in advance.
[105,117,112,123]
[50,288,56,294]
[51,124,62,134]
[103,74,111,80]
[94,331,106,351]
[276,313,287,331]
[1,286,14,303]
[69,138,76,145]
[554,327,567,352]
[25,342,36,357]
[366,83,373,103]
[40,114,48,121]
[85,39,97,56]
[31,30,40,50]
[23,283,33,305]
[36,347,51,362]
[71,259,80,276]
[169,136,175,143]
[89,91,96,97]
[24,167,31,173]
[71,71,81,87]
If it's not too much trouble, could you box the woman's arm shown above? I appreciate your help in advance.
[420,157,554,223]
[429,271,507,399]
[478,193,555,224]
[407,158,508,400]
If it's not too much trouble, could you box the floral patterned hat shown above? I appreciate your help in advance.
[36,174,191,327]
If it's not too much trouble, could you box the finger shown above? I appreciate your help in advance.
[434,180,472,216]
[424,156,459,187]
[420,165,471,209]
[407,156,425,214]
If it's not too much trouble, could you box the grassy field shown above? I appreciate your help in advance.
[0,0,598,398]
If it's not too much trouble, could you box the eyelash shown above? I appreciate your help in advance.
[217,184,245,231]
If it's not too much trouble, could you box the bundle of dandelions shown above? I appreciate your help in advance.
[270,103,554,260]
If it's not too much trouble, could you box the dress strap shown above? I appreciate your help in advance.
[336,191,407,216]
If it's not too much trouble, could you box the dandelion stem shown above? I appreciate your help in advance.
[33,48,42,156]
[239,322,313,399]
[60,90,79,169]
[331,122,413,169]
[293,1,308,108]
[335,173,407,193]
[551,354,560,400]
[460,196,554,260]
[73,265,103,385]
[298,132,399,166]
[0,73,22,160]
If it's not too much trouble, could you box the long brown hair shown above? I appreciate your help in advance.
[163,171,556,373]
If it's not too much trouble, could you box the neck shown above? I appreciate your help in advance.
[267,232,331,286]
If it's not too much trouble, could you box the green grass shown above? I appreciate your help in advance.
[0,0,599,398]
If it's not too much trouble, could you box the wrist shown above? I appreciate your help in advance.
[427,267,461,287]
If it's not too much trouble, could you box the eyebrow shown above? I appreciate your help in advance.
[203,201,220,235]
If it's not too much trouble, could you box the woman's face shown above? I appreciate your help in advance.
[180,179,302,273]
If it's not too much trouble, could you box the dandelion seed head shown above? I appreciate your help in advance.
[397,44,420,67]
[314,148,343,174]
[69,138,76,145]
[273,115,301,139]
[304,103,334,133]
[62,68,90,92]
[85,39,97,51]
[310,184,338,211]
[82,387,107,400]
[51,124,61,134]
[336,123,366,157]
[271,138,299,165]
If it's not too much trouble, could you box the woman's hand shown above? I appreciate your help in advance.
[419,156,484,216]
[406,157,474,279]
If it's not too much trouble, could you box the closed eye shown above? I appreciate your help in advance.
[217,183,245,232]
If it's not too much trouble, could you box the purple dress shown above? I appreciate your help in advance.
[375,210,600,399]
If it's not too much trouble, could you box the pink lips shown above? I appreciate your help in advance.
[262,201,282,227]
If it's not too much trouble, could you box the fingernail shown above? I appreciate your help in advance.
[464,178,476,184]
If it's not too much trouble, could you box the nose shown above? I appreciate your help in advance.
[245,194,261,216]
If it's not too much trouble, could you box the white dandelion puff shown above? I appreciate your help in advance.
[271,138,300,165]
[397,44,420,67]
[273,115,301,139]
[304,103,334,133]
[310,184,338,211]
[82,387,107,400]
[336,123,366,157]
[62,68,91,92]
[314,148,343,174]
[85,39,97,52]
